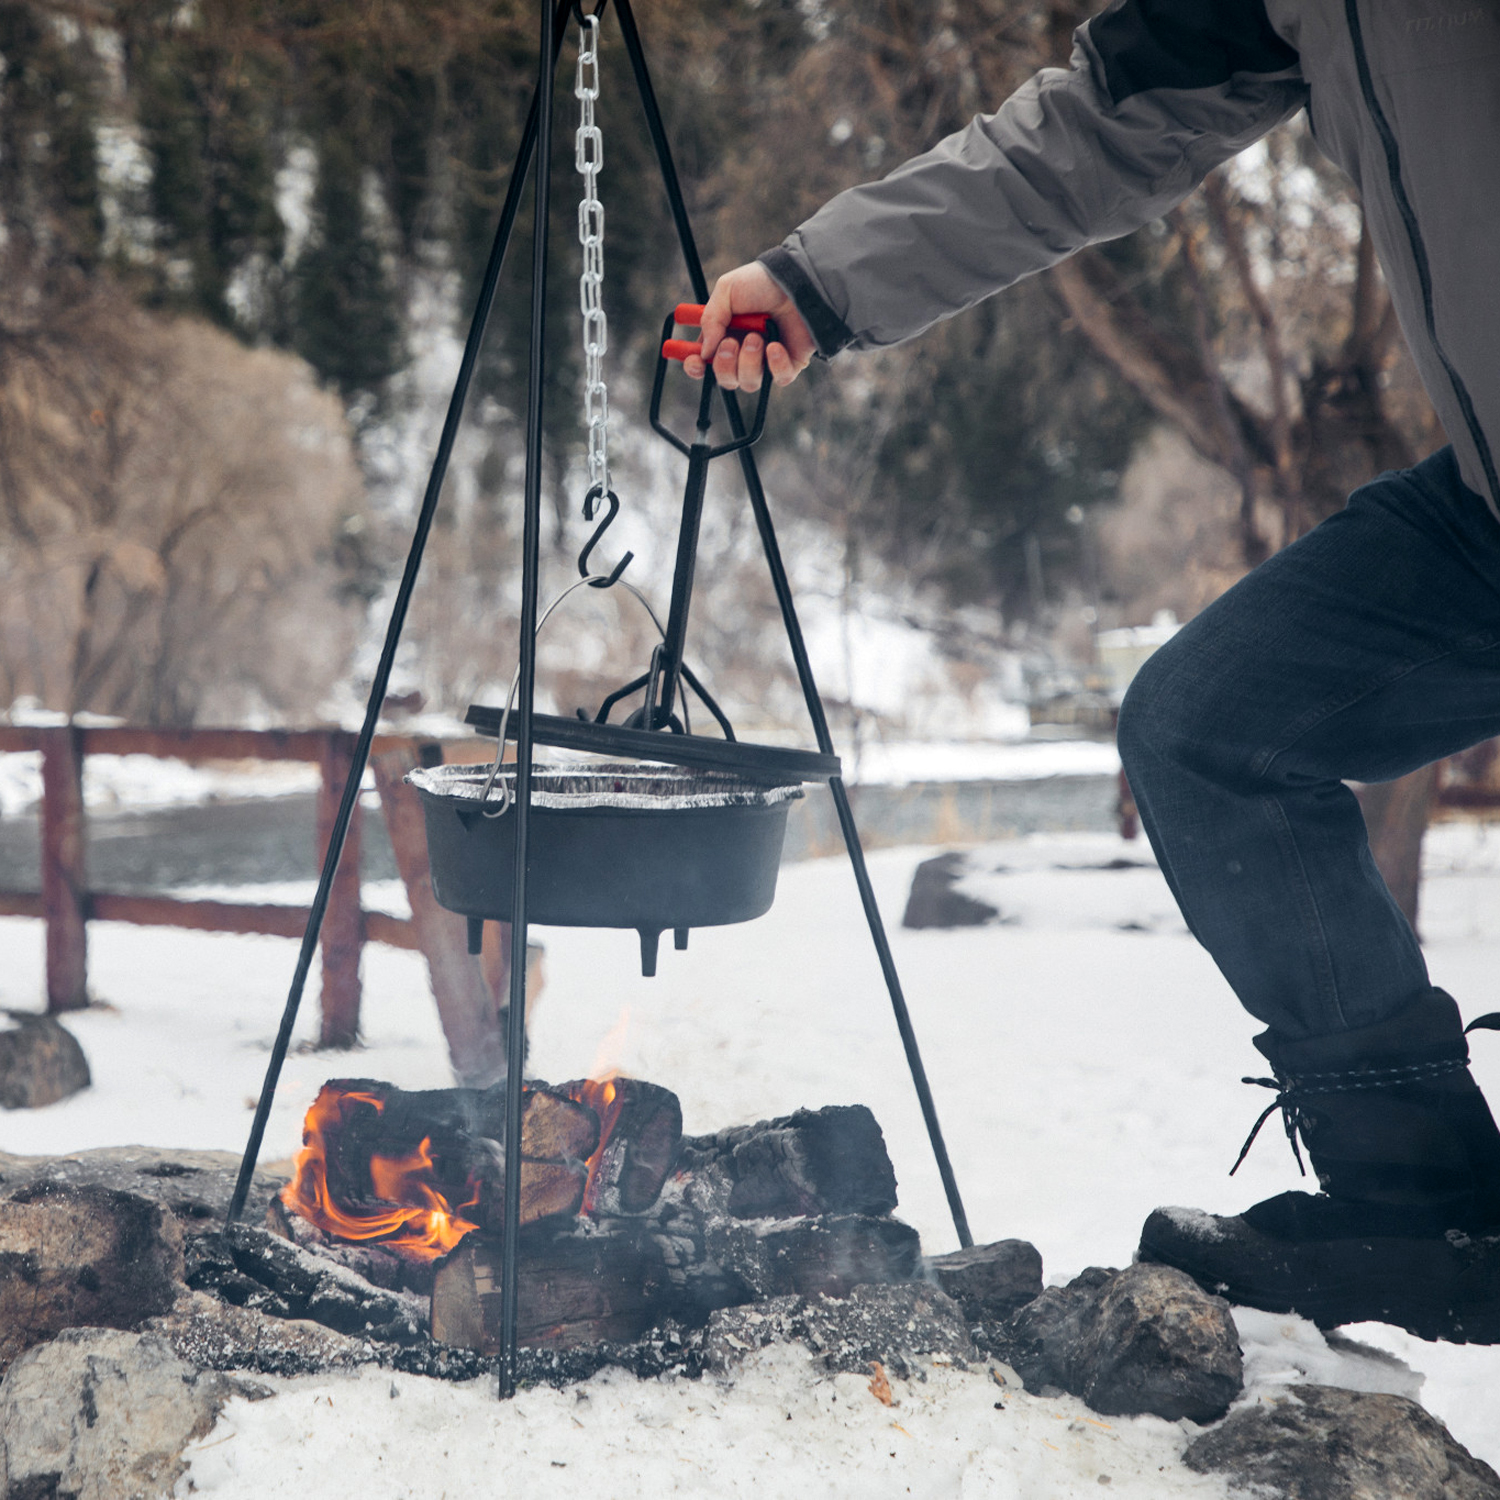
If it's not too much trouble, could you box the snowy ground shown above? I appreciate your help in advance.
[2,820,1499,1492]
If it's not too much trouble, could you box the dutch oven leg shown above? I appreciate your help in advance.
[638,928,662,977]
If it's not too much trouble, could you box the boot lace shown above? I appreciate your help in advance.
[1226,1010,1500,1179]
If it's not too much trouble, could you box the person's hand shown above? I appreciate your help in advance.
[683,262,816,391]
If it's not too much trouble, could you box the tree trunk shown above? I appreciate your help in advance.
[370,743,508,1087]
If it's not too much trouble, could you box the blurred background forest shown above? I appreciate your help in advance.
[0,0,1444,741]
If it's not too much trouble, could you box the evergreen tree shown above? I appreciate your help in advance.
[292,132,404,399]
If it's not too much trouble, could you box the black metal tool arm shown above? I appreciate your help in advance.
[464,705,840,783]
[651,309,776,457]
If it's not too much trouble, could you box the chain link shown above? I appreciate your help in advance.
[575,13,609,505]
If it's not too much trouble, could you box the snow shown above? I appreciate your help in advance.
[2,820,1499,1490]
[0,751,322,818]
[847,737,1120,787]
[180,1347,1233,1499]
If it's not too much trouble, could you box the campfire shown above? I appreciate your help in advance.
[282,1087,483,1262]
[280,1075,680,1253]
[272,1075,918,1354]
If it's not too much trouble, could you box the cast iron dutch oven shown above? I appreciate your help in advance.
[408,761,803,974]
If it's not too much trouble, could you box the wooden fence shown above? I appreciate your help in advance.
[0,724,492,1050]
[5,722,1497,1051]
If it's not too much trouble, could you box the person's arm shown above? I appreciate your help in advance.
[695,0,1305,390]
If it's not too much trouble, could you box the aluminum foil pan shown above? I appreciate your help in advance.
[407,760,804,812]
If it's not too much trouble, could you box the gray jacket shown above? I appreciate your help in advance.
[762,0,1500,514]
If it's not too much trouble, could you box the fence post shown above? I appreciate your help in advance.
[39,725,89,1012]
[316,730,364,1047]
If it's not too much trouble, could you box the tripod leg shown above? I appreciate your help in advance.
[496,0,566,1404]
[224,0,577,1233]
[827,778,974,1247]
[613,0,973,1249]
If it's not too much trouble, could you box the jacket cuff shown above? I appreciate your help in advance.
[759,246,855,360]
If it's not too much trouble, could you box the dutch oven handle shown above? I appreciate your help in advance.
[660,303,773,364]
[650,304,777,458]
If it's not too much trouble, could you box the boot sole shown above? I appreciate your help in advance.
[1139,1209,1500,1344]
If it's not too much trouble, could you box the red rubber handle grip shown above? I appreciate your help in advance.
[673,303,770,334]
[662,304,772,360]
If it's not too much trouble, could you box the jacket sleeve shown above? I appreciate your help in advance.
[761,0,1307,357]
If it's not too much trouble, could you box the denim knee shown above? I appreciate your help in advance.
[1116,639,1194,789]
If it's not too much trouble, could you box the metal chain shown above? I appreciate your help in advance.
[576,12,609,506]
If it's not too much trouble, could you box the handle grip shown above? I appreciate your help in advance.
[662,304,772,361]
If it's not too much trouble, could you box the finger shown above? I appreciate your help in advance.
[682,352,707,381]
[737,334,764,393]
[765,341,801,387]
[712,335,742,391]
[697,282,736,365]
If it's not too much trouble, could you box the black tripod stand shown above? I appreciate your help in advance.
[227,0,972,1399]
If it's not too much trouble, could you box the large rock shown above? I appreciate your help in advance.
[1185,1383,1500,1499]
[0,1145,289,1232]
[1005,1262,1243,1423]
[0,1327,242,1500]
[927,1239,1043,1323]
[0,1183,185,1371]
[0,1014,89,1109]
[901,853,999,929]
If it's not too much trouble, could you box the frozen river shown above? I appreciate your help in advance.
[0,774,1122,894]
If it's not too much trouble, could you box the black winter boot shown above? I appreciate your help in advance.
[1138,989,1500,1341]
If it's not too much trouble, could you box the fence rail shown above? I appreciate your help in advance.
[0,724,480,1045]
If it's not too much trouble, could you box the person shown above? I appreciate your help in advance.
[686,0,1500,1341]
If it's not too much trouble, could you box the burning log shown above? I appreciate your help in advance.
[281,1079,600,1262]
[431,1223,671,1351]
[561,1078,683,1215]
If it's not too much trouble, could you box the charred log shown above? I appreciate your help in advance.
[706,1214,921,1302]
[430,1204,922,1352]
[185,1225,428,1346]
[678,1105,898,1220]
[265,1195,425,1295]
[432,1221,672,1352]
[560,1078,683,1214]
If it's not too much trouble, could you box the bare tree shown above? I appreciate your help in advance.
[0,265,368,725]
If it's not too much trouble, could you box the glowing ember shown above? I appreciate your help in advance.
[282,1086,481,1263]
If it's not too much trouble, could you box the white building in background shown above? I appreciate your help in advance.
[1094,610,1181,704]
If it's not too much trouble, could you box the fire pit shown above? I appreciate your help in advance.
[272,1076,919,1353]
[408,762,804,975]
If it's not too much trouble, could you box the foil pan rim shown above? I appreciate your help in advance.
[407,761,804,810]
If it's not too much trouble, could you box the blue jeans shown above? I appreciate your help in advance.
[1118,447,1500,1043]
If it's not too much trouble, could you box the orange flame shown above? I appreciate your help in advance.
[573,1076,626,1214]
[281,1086,481,1262]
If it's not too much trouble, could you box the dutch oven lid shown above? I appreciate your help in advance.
[407,760,804,811]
